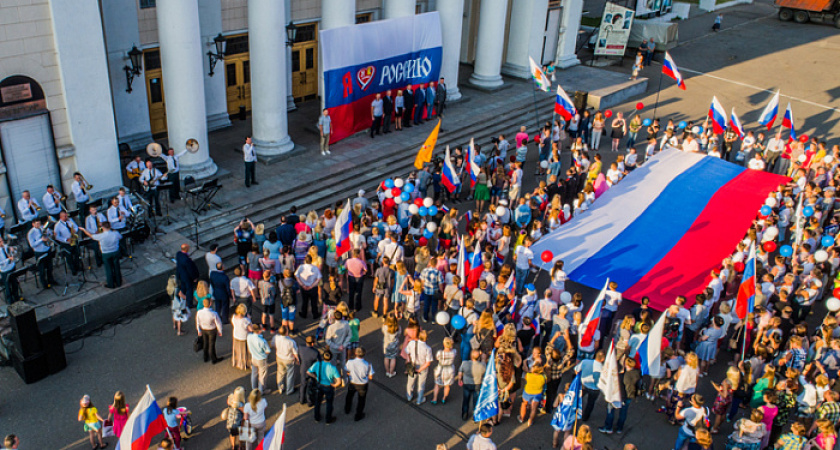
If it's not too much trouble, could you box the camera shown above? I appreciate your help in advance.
[491,137,500,144]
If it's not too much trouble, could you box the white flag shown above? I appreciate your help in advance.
[597,342,622,407]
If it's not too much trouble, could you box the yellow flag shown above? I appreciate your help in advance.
[414,118,441,169]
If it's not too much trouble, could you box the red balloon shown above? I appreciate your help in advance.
[380,181,387,190]
[763,241,777,253]
[384,198,395,208]
[418,237,428,246]
[605,110,613,118]
[799,134,809,143]
[391,187,401,197]
[734,262,745,273]
[636,102,644,110]
[541,250,554,263]
[834,287,840,299]
[414,198,424,207]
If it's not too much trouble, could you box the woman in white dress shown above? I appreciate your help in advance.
[431,337,458,405]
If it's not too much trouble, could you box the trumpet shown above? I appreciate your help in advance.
[80,173,93,192]
[53,192,68,213]
[30,199,41,212]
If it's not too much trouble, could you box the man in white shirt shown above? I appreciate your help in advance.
[326,311,351,373]
[54,210,81,275]
[230,267,257,311]
[765,131,785,173]
[125,155,144,192]
[243,136,258,188]
[682,134,700,153]
[205,243,222,276]
[195,298,223,363]
[599,281,622,348]
[377,232,403,265]
[139,160,165,217]
[116,187,134,213]
[84,205,106,267]
[405,330,433,405]
[513,236,534,295]
[0,236,20,303]
[42,185,64,219]
[344,347,375,421]
[273,326,299,395]
[466,423,497,450]
[27,218,54,287]
[17,191,40,223]
[748,153,766,171]
[80,221,123,288]
[71,172,91,222]
[295,255,322,319]
[106,197,130,232]
[673,394,707,450]
[160,147,186,203]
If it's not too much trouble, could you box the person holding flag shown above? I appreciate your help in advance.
[474,349,500,423]
[551,371,582,448]
[529,56,551,92]
[576,349,605,422]
[599,356,642,435]
[115,387,167,450]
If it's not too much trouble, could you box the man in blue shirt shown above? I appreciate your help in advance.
[425,83,436,121]
[344,347,375,421]
[247,324,271,394]
[308,349,342,423]
[577,349,605,421]
[419,257,444,322]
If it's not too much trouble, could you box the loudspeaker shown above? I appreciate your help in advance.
[11,349,49,384]
[40,327,67,375]
[8,301,41,358]
[574,90,589,114]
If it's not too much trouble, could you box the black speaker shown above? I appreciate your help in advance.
[40,327,67,375]
[574,90,589,114]
[11,349,49,384]
[8,301,41,358]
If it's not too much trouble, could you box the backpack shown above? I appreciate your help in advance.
[281,284,295,307]
[225,405,243,431]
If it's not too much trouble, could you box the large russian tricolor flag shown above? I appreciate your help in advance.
[662,51,686,90]
[467,138,480,188]
[441,146,461,193]
[116,387,167,450]
[321,13,442,143]
[554,85,577,121]
[735,243,757,320]
[531,150,788,311]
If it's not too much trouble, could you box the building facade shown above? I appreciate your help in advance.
[0,0,581,223]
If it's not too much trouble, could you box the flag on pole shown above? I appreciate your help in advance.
[474,350,500,422]
[758,90,780,129]
[554,85,577,121]
[730,108,744,138]
[579,279,609,348]
[782,103,796,142]
[256,404,287,450]
[662,51,686,90]
[441,145,461,193]
[637,311,667,376]
[116,386,167,450]
[794,193,805,247]
[529,56,551,92]
[597,342,623,408]
[551,372,582,431]
[457,238,466,288]
[708,96,727,134]
[735,243,757,320]
[414,118,441,169]
[467,138,480,188]
[334,199,353,258]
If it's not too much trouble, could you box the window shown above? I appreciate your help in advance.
[305,48,314,70]
[226,64,237,87]
[294,24,316,43]
[144,50,161,71]
[225,35,249,56]
[356,13,372,24]
[139,0,155,9]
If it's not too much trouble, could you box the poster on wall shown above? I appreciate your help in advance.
[636,0,673,17]
[595,3,635,56]
[320,12,443,143]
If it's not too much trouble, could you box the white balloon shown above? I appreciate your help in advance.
[798,154,807,163]
[408,204,419,215]
[384,189,393,198]
[394,178,405,188]
[496,206,506,217]
[825,155,835,164]
[426,222,438,232]
[816,249,829,262]
[540,161,549,169]
[423,198,434,208]
[691,126,702,134]
[764,226,779,238]
[435,311,450,326]
[765,197,777,207]
[394,196,403,204]
[560,291,572,304]
[827,297,840,312]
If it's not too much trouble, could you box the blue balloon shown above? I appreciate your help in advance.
[428,206,439,216]
[384,179,395,189]
[423,229,433,239]
[418,206,428,217]
[642,118,652,127]
[823,235,835,247]
[803,206,815,217]
[400,192,411,202]
[451,315,467,330]
[678,121,687,129]
[760,205,772,216]
[403,183,415,193]
[780,245,793,257]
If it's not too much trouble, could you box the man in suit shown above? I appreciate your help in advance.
[403,87,414,128]
[382,90,394,134]
[425,82,436,122]
[435,78,447,118]
[413,84,425,126]
[210,262,234,323]
[176,243,200,308]
[299,335,320,405]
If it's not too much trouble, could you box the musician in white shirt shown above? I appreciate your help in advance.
[139,159,166,216]
[243,136,258,188]
[54,211,82,275]
[42,185,65,218]
[116,187,134,213]
[71,172,91,222]
[107,197,130,231]
[85,205,106,267]
[17,190,40,223]
[160,147,186,203]
[80,221,123,288]
[27,218,55,287]
[0,236,19,303]
[126,155,143,193]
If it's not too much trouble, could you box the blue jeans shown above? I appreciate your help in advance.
[603,398,631,432]
[514,267,529,295]
[461,332,474,362]
[421,292,438,321]
[674,426,694,450]
[462,383,478,417]
[626,131,638,149]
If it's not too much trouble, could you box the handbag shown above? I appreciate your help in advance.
[193,335,203,353]
[239,421,257,443]
[101,420,114,438]
[405,341,418,376]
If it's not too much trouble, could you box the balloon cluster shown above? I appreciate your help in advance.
[381,177,416,206]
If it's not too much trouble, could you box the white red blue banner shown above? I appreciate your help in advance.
[321,12,443,143]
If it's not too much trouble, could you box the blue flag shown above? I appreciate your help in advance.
[474,350,499,422]
[551,372,582,431]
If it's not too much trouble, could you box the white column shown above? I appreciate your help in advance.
[156,0,217,179]
[319,0,356,110]
[249,0,295,156]
[501,0,549,79]
[383,0,416,19]
[199,0,232,131]
[555,0,583,69]
[468,0,508,89]
[50,0,122,193]
[285,0,297,111]
[436,0,464,101]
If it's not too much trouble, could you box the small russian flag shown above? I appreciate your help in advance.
[662,51,686,90]
[708,96,727,135]
[530,317,540,335]
[730,108,744,138]
[440,205,450,214]
[495,317,505,335]
[495,251,505,266]
[441,146,461,193]
[783,103,797,142]
[465,210,473,224]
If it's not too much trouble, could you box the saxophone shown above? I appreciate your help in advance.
[68,223,78,246]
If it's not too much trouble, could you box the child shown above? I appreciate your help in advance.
[78,395,107,450]
[710,367,737,434]
[162,397,183,449]
[107,391,130,439]
[382,314,402,378]
[348,311,361,360]
[631,51,643,80]
[258,271,277,332]
[278,269,298,335]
